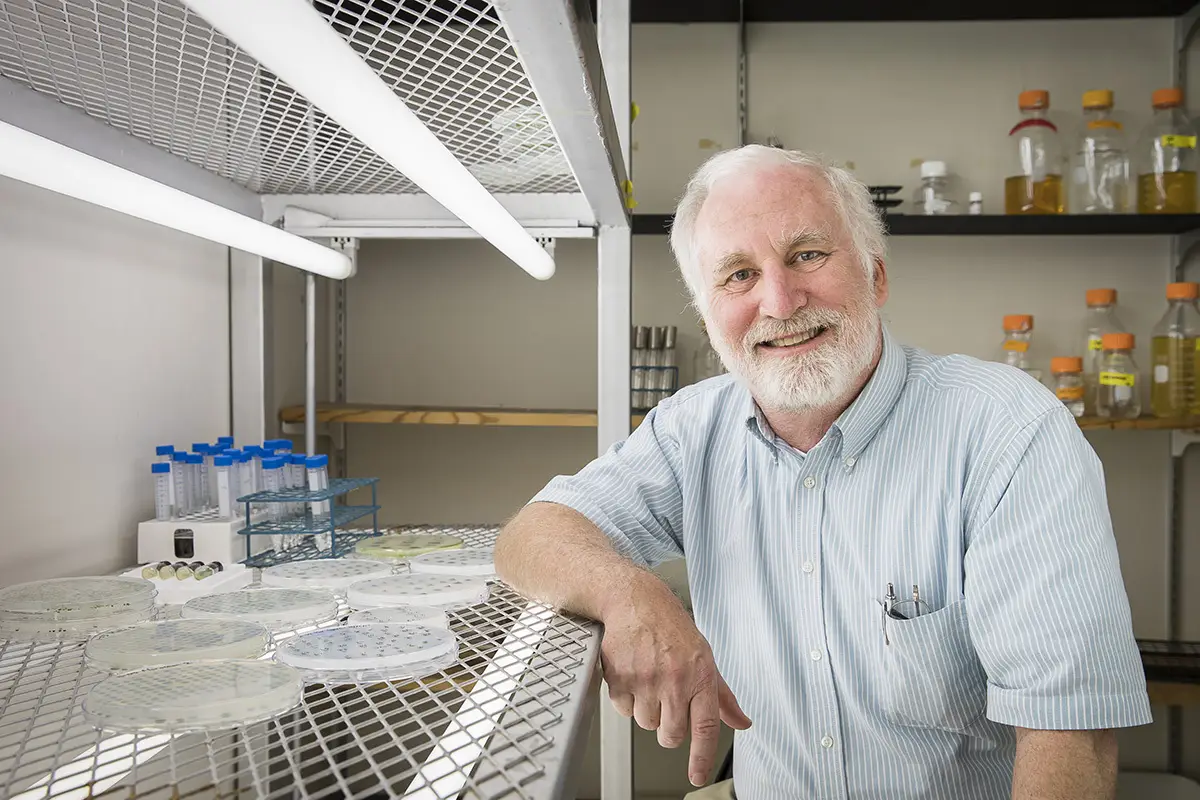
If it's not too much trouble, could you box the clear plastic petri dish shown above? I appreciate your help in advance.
[409,548,496,578]
[353,533,463,561]
[181,588,339,629]
[261,559,393,592]
[0,577,156,620]
[346,574,488,611]
[276,623,457,682]
[84,660,303,732]
[85,619,272,671]
[344,605,450,629]
[0,605,155,643]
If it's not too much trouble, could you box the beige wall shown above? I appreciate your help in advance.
[292,16,1200,798]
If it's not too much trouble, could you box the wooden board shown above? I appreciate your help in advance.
[1147,680,1200,707]
[1077,415,1200,431]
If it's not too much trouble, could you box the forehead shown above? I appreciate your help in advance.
[693,165,847,268]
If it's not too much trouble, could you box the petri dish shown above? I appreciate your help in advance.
[354,533,463,561]
[262,559,393,592]
[347,574,488,611]
[276,623,457,682]
[85,619,272,671]
[0,577,155,620]
[181,588,339,629]
[345,605,450,629]
[0,606,155,643]
[84,660,303,732]
[409,548,496,578]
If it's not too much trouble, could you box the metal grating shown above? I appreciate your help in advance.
[0,0,580,195]
[0,527,601,799]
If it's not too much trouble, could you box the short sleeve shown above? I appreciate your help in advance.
[530,406,685,567]
[964,406,1152,731]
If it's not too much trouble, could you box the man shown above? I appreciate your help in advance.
[495,146,1151,799]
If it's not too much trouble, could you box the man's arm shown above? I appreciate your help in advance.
[1012,728,1117,800]
[496,502,750,786]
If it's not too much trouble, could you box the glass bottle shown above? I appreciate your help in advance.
[1083,288,1126,415]
[1069,89,1130,214]
[693,330,727,382]
[1097,333,1141,420]
[912,160,957,214]
[1005,90,1065,214]
[1051,357,1086,418]
[999,314,1041,382]
[1137,87,1198,213]
[1150,282,1200,418]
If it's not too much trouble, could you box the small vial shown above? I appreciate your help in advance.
[171,451,191,516]
[214,455,234,520]
[1051,357,1086,418]
[157,562,178,580]
[175,561,204,580]
[151,462,172,521]
[968,192,983,215]
[142,561,170,580]
[1097,333,1142,419]
[194,561,224,580]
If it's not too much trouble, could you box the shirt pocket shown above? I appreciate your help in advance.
[881,598,987,732]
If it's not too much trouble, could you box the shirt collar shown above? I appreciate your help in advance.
[743,324,907,461]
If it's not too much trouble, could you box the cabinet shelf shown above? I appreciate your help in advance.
[282,404,1200,432]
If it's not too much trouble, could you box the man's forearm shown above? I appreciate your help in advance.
[1012,728,1117,800]
[495,501,673,623]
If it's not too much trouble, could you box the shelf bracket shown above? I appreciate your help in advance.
[329,236,359,279]
[1171,429,1200,458]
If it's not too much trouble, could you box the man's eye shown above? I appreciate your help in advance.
[729,269,753,283]
[794,250,824,263]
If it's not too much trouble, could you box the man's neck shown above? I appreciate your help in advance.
[759,334,883,453]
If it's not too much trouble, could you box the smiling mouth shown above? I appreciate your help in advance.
[760,326,829,347]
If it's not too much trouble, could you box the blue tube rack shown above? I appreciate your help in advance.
[237,477,380,568]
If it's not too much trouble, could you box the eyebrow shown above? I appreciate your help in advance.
[710,225,834,281]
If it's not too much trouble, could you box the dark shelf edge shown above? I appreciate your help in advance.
[620,0,1194,23]
[632,213,1200,237]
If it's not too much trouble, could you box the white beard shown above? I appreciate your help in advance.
[707,292,881,413]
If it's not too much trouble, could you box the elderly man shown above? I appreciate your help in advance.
[495,145,1151,799]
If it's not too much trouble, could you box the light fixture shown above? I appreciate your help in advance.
[183,0,557,281]
[0,121,353,279]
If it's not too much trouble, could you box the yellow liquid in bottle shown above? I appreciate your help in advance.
[1004,174,1065,214]
[1151,335,1198,417]
[1137,171,1198,213]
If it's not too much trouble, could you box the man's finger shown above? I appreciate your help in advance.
[687,684,721,787]
[717,675,751,730]
[657,693,689,749]
[633,695,661,731]
[607,687,635,718]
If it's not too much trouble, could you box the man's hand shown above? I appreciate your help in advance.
[599,579,751,787]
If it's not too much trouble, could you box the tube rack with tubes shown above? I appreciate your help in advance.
[236,477,381,567]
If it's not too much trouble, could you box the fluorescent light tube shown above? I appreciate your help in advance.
[0,121,353,279]
[183,0,557,281]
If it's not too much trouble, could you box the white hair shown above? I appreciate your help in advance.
[668,145,887,304]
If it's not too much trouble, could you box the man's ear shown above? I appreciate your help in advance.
[872,258,889,307]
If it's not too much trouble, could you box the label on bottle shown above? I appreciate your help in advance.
[1088,336,1103,351]
[1002,340,1030,353]
[1155,365,1170,383]
[1161,134,1197,149]
[1087,119,1123,131]
[1056,386,1085,401]
[1099,371,1136,387]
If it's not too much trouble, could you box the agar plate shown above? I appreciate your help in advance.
[85,618,271,671]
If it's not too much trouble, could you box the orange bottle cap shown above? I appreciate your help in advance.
[1082,89,1113,109]
[1101,332,1135,350]
[1002,314,1034,332]
[1167,281,1199,300]
[1051,356,1083,373]
[1086,288,1117,305]
[1153,87,1184,108]
[1018,90,1050,110]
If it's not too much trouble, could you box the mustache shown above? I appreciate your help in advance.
[743,307,847,346]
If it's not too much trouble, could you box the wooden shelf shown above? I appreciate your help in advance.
[281,405,1199,432]
[623,0,1193,23]
[1147,681,1200,707]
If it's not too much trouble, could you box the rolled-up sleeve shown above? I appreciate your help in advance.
[964,406,1152,731]
[530,406,685,568]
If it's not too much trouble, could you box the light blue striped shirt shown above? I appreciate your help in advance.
[534,326,1151,799]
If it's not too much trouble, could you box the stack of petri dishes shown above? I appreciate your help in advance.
[0,577,157,642]
[276,623,458,683]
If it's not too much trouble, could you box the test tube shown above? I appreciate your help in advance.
[267,438,293,458]
[151,462,172,521]
[245,445,263,490]
[155,445,174,462]
[306,455,330,517]
[214,455,234,520]
[238,451,255,512]
[191,445,211,511]
[186,453,205,513]
[171,451,190,516]
[216,436,234,449]
[290,453,308,518]
[156,445,177,517]
[262,456,286,521]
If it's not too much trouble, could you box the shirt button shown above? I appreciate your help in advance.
[802,561,814,574]
[803,475,816,489]
[810,649,822,662]
[821,735,834,749]
[844,456,856,467]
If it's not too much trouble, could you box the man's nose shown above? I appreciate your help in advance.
[756,265,806,320]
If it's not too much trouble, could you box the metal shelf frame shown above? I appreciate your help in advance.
[0,527,603,800]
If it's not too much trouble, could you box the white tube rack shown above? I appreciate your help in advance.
[0,526,602,800]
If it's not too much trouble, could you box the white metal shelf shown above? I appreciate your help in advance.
[0,526,601,800]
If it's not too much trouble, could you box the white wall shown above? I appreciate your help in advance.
[0,177,230,586]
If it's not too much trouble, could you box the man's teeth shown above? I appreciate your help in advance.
[766,328,822,347]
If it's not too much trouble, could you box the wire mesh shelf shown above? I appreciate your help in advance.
[241,526,382,569]
[0,0,581,195]
[238,476,380,505]
[0,527,602,800]
[1139,639,1200,684]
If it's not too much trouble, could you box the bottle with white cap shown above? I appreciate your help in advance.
[913,161,958,214]
[968,192,984,214]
